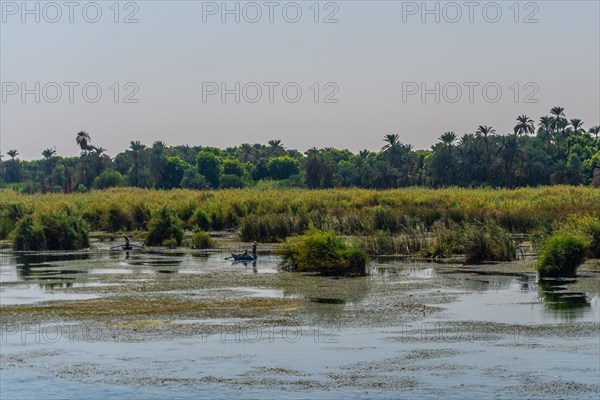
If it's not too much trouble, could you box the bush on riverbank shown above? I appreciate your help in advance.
[12,216,46,250]
[280,229,368,276]
[189,229,212,249]
[12,209,89,251]
[537,233,588,278]
[145,206,183,247]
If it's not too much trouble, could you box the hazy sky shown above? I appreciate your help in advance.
[1,0,599,159]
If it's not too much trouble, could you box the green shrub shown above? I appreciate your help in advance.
[106,204,131,232]
[145,206,184,247]
[537,233,587,278]
[0,203,30,240]
[189,229,213,249]
[131,202,152,230]
[219,174,245,189]
[189,208,212,230]
[163,238,179,249]
[12,216,46,251]
[13,210,89,251]
[39,209,89,250]
[280,229,368,276]
[94,170,124,189]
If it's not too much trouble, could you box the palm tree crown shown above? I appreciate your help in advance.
[76,131,91,154]
[7,149,19,160]
[514,115,535,135]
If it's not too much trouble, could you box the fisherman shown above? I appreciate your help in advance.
[124,235,130,249]
[243,249,248,256]
[252,241,258,257]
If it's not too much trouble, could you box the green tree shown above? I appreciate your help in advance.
[180,168,208,189]
[476,125,495,180]
[223,159,245,177]
[94,169,124,189]
[161,156,188,189]
[75,131,91,155]
[267,156,300,180]
[129,140,146,187]
[514,115,535,136]
[197,151,222,188]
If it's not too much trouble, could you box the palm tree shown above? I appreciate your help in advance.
[129,140,146,187]
[381,134,400,151]
[538,116,553,136]
[7,149,19,161]
[550,106,565,119]
[568,119,585,135]
[440,131,456,147]
[549,107,567,136]
[589,126,600,140]
[439,132,457,185]
[514,115,535,136]
[42,148,56,159]
[499,134,519,188]
[476,125,495,179]
[75,131,91,155]
[268,139,282,149]
[149,141,167,188]
[90,146,106,156]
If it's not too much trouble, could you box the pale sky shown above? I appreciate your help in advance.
[1,0,599,159]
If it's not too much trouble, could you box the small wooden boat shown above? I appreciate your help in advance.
[231,253,256,261]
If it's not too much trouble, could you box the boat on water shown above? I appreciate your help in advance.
[230,253,256,261]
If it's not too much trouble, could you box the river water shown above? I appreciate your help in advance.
[1,249,599,399]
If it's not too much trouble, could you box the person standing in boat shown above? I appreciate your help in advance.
[124,235,130,249]
[252,241,258,257]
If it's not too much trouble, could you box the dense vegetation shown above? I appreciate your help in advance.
[2,187,598,259]
[280,229,368,276]
[2,108,599,193]
[537,233,588,278]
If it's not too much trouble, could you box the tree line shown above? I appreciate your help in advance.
[2,107,599,192]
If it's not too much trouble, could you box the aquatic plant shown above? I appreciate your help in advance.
[12,215,46,251]
[579,218,600,258]
[189,229,213,249]
[145,206,183,247]
[12,209,89,251]
[537,233,587,278]
[462,221,516,264]
[280,229,368,276]
[188,208,212,230]
[356,226,429,256]
[38,208,89,250]
[426,220,515,263]
[0,186,599,248]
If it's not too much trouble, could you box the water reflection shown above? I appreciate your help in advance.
[537,280,591,311]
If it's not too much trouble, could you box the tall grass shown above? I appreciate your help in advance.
[1,186,599,247]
